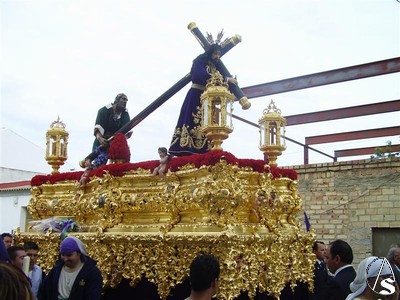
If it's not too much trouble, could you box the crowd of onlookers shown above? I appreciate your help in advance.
[310,239,400,300]
[1,232,103,300]
[1,232,399,300]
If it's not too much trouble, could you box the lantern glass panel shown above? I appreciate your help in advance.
[60,138,65,156]
[212,100,221,126]
[51,135,57,155]
[269,122,277,145]
[281,127,286,146]
[228,101,233,128]
[259,125,266,147]
[203,99,208,127]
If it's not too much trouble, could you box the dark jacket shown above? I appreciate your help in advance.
[309,260,329,300]
[324,265,356,300]
[391,263,400,285]
[39,256,103,300]
[391,263,400,300]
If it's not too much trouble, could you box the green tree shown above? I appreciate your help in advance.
[371,138,400,159]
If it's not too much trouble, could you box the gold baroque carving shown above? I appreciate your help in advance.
[26,159,315,299]
[15,231,315,300]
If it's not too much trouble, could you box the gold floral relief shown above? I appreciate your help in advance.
[25,160,315,299]
[15,231,315,300]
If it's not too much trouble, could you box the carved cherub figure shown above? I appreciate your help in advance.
[152,147,170,176]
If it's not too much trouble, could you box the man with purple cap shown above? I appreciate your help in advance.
[39,236,103,300]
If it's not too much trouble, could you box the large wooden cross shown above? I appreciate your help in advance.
[84,22,248,161]
[187,22,251,110]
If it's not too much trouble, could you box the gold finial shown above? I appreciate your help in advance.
[50,115,66,128]
[263,99,281,114]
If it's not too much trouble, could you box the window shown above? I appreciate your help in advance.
[372,228,400,257]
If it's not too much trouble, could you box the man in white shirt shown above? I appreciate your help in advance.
[24,241,45,299]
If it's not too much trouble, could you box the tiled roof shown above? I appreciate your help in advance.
[0,180,31,191]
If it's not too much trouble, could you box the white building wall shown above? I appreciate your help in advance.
[0,128,74,234]
[0,167,41,183]
[0,190,31,233]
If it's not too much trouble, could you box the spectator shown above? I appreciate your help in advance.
[24,241,46,299]
[1,232,13,249]
[39,236,103,300]
[7,245,26,270]
[309,240,329,300]
[186,253,220,300]
[0,236,9,262]
[346,256,399,300]
[0,261,34,300]
[324,239,356,300]
[388,247,400,299]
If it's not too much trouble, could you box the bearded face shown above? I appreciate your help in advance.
[211,50,221,63]
[114,96,128,113]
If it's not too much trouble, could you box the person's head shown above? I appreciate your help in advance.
[23,241,39,270]
[348,256,395,299]
[325,239,353,274]
[0,262,34,300]
[60,236,87,269]
[0,237,9,262]
[387,247,400,267]
[312,241,326,261]
[113,93,128,113]
[158,147,168,157]
[207,44,222,63]
[189,253,220,295]
[7,246,26,270]
[1,233,13,249]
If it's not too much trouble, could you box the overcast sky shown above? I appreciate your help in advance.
[1,0,399,173]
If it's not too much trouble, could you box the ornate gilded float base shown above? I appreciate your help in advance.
[15,230,315,299]
[26,153,315,299]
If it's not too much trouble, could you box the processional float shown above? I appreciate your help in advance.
[16,23,315,300]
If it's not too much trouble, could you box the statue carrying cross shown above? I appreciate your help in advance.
[169,22,251,156]
[80,22,249,167]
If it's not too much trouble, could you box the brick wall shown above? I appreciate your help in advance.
[291,156,400,264]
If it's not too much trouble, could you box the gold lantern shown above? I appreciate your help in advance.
[45,116,69,174]
[259,100,286,167]
[200,70,234,151]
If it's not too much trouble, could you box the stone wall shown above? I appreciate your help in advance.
[291,156,400,264]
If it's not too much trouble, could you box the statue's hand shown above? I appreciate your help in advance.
[228,77,238,85]
[97,136,108,146]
